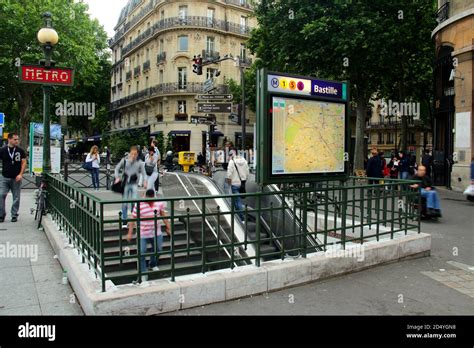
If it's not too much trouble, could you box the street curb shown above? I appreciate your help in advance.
[42,215,431,315]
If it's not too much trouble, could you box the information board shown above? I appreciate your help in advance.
[256,69,350,184]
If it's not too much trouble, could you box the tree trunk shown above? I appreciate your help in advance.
[354,97,368,171]
[17,88,34,150]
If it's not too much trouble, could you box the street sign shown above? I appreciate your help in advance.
[0,113,4,128]
[203,78,214,93]
[19,64,75,86]
[198,103,232,113]
[196,94,233,101]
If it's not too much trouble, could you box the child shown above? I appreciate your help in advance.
[127,189,171,282]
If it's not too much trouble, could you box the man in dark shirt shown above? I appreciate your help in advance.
[421,149,433,177]
[0,133,27,222]
[366,148,383,184]
[410,165,441,217]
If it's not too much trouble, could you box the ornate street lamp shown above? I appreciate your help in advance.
[37,12,58,173]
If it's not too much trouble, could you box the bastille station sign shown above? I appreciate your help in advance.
[19,64,75,86]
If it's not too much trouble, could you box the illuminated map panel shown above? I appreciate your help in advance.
[271,97,345,175]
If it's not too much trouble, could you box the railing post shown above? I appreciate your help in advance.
[256,194,261,267]
[64,161,68,182]
[105,155,111,190]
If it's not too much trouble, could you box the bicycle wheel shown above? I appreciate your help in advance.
[37,194,45,229]
[34,193,42,221]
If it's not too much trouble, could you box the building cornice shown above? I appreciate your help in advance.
[432,8,474,39]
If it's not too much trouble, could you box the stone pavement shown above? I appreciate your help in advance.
[0,190,84,315]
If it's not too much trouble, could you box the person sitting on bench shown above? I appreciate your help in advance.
[410,165,441,217]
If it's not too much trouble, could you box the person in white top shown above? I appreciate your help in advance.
[226,148,250,221]
[86,145,100,191]
[144,146,159,192]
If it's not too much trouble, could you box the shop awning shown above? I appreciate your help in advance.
[83,135,102,142]
[150,130,164,136]
[66,139,77,144]
[169,130,191,136]
[211,131,224,136]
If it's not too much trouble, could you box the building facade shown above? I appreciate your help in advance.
[432,0,474,190]
[365,99,432,162]
[108,0,256,155]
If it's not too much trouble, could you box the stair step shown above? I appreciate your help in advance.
[103,229,189,243]
[103,239,197,255]
[104,250,202,267]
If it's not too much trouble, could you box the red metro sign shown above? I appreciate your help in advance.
[19,64,74,86]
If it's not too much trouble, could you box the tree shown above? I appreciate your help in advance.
[247,0,435,171]
[0,0,110,148]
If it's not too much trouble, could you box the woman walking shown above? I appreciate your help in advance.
[114,146,146,228]
[144,146,159,193]
[86,145,100,191]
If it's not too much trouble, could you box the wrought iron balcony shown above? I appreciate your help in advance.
[143,60,151,72]
[157,52,166,64]
[202,50,220,60]
[225,0,253,9]
[436,1,450,24]
[175,113,188,121]
[109,82,230,111]
[118,16,253,55]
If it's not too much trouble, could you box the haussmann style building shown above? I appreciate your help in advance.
[108,0,256,156]
[432,0,474,191]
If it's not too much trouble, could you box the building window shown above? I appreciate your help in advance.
[160,10,164,20]
[206,36,215,53]
[159,69,164,84]
[178,67,187,89]
[136,81,139,93]
[240,16,247,33]
[158,101,163,115]
[145,76,149,89]
[128,85,131,95]
[178,100,187,114]
[207,8,215,25]
[206,68,218,79]
[159,39,164,54]
[378,132,384,145]
[179,6,187,20]
[240,43,246,60]
[146,48,149,60]
[178,35,188,51]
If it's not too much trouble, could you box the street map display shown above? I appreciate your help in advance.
[272,97,345,174]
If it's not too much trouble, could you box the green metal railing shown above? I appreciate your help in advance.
[45,173,421,292]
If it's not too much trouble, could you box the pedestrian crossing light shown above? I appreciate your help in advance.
[193,55,203,75]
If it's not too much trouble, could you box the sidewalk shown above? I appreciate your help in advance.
[0,190,84,315]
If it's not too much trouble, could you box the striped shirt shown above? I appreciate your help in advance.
[131,201,166,238]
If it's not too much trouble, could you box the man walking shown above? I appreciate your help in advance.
[226,148,249,221]
[0,133,27,222]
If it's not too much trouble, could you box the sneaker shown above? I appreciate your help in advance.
[122,224,128,229]
[141,275,148,282]
[151,266,159,271]
[11,217,18,223]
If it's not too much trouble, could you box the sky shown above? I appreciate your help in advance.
[82,0,129,38]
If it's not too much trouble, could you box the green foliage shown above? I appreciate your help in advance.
[154,132,165,159]
[247,0,436,169]
[104,130,148,161]
[164,135,173,153]
[0,0,110,146]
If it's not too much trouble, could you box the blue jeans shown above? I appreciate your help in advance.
[0,177,21,218]
[420,188,441,210]
[91,168,99,189]
[121,183,138,221]
[400,171,410,180]
[139,234,163,272]
[231,185,244,221]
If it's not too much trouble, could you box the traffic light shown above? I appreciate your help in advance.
[192,55,203,75]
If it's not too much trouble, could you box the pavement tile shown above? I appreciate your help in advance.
[0,282,39,309]
[31,263,64,284]
[0,266,35,285]
[35,281,75,304]
[0,256,31,269]
[40,301,84,316]
[0,304,42,315]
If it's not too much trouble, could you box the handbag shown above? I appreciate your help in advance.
[111,158,127,194]
[145,163,155,176]
[82,161,93,171]
[233,161,246,194]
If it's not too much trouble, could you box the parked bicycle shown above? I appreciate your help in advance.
[30,176,48,229]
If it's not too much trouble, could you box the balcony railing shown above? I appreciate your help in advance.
[157,52,166,64]
[125,71,132,81]
[134,66,141,78]
[225,0,253,9]
[239,56,253,66]
[143,60,151,72]
[202,50,220,60]
[436,1,450,24]
[118,16,253,55]
[175,113,189,121]
[109,82,230,111]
